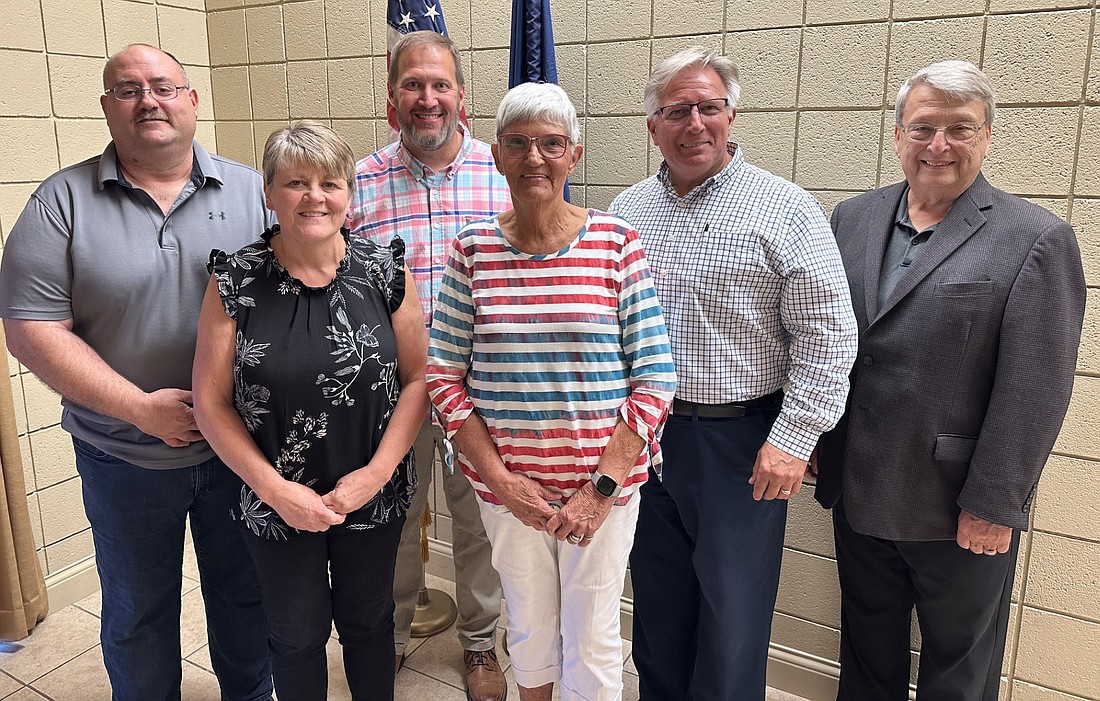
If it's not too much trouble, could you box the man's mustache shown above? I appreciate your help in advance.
[136,110,170,122]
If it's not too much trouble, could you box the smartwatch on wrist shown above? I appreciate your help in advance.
[592,470,622,498]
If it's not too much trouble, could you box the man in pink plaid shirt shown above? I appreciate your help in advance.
[345,30,511,701]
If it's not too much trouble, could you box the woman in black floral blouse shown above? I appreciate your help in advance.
[193,120,428,701]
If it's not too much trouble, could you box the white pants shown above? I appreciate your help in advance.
[478,495,640,701]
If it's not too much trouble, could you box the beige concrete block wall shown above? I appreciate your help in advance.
[1,1,1098,699]
[0,0,214,588]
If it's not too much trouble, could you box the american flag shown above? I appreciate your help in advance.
[387,0,448,38]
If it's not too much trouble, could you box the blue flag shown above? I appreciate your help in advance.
[508,0,558,87]
[508,0,569,201]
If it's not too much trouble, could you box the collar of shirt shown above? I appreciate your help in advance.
[395,122,476,183]
[894,185,913,230]
[895,185,939,236]
[98,140,216,191]
[100,141,210,214]
[656,142,742,204]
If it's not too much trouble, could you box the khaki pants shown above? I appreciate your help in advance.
[392,420,502,654]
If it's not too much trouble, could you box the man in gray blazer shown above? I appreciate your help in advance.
[815,60,1085,700]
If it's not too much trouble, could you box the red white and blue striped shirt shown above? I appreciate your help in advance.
[426,210,677,505]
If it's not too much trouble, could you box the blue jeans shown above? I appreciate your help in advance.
[74,438,272,701]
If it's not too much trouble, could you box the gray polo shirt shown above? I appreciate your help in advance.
[0,141,273,468]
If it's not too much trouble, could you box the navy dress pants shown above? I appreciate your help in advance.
[630,403,787,701]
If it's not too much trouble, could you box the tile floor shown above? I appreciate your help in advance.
[0,545,809,700]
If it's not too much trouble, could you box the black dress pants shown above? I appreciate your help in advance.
[243,516,404,701]
[833,505,1019,701]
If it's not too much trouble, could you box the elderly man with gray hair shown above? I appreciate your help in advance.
[815,60,1084,700]
[609,47,858,700]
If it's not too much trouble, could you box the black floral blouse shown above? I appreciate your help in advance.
[210,226,415,540]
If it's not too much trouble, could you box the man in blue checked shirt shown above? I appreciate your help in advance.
[610,47,858,701]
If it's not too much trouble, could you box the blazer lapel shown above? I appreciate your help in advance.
[861,184,906,323]
[873,174,993,323]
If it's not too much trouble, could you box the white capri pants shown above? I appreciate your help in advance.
[478,495,640,701]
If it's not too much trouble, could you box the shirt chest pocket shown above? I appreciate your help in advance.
[687,229,775,302]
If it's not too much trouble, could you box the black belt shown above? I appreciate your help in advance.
[670,390,783,418]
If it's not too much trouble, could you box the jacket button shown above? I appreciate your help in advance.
[862,355,874,366]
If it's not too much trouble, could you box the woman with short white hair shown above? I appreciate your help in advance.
[426,82,676,701]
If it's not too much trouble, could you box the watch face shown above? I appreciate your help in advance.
[595,475,616,497]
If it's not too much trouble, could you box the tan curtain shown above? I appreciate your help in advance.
[0,328,48,640]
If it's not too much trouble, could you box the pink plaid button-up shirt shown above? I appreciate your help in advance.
[347,128,512,326]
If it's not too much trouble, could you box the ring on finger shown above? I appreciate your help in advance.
[567,534,582,544]
[582,535,593,541]
[780,489,792,496]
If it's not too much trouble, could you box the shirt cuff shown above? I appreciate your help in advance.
[766,414,818,462]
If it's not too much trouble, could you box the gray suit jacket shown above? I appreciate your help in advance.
[816,174,1085,540]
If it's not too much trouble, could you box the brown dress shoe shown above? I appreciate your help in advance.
[395,652,405,676]
[463,649,507,701]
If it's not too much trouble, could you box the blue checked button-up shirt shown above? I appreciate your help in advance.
[610,144,858,460]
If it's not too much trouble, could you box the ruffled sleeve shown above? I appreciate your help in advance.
[346,229,407,315]
[206,235,268,320]
[207,248,240,320]
[385,236,407,314]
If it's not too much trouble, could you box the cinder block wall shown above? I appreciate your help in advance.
[2,0,1098,699]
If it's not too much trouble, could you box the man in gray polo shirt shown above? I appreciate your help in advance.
[0,44,272,701]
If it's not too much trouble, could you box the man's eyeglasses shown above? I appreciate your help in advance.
[651,98,730,123]
[497,133,571,159]
[105,83,190,102]
[898,122,987,144]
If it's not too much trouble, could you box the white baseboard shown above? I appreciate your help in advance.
[44,555,99,613]
[766,647,917,701]
[766,645,841,699]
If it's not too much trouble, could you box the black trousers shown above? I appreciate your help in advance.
[630,403,787,701]
[243,516,404,701]
[833,505,1018,701]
